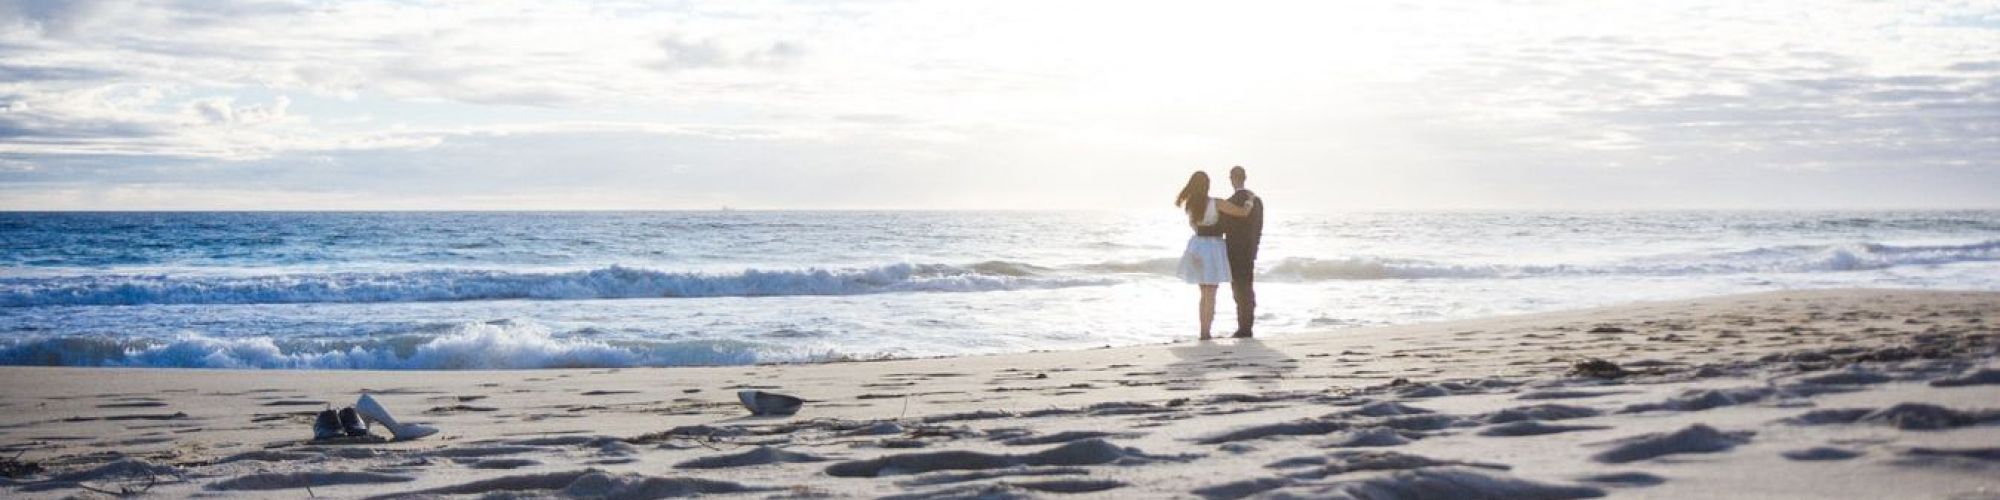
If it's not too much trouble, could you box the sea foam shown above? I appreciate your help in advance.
[7,241,1993,307]
[1257,239,2000,281]
[0,263,1109,307]
[0,322,814,369]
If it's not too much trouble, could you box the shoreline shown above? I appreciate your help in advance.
[3,288,1997,497]
[7,286,1986,373]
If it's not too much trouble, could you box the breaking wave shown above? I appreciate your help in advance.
[3,240,1993,308]
[0,322,837,369]
[1122,239,2000,281]
[0,262,1110,307]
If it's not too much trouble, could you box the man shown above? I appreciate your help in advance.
[1222,165,1263,338]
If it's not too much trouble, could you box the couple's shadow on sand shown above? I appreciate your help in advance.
[1162,338,1297,390]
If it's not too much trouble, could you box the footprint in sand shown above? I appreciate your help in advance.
[1782,403,2000,430]
[207,471,415,491]
[1576,471,1665,487]
[94,401,169,409]
[674,446,831,469]
[1478,420,1609,437]
[1590,424,1752,464]
[998,430,1143,446]
[1782,447,1861,461]
[394,470,772,497]
[257,399,325,407]
[1204,451,1593,499]
[824,439,1190,478]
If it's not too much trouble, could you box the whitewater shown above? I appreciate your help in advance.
[3,210,1998,369]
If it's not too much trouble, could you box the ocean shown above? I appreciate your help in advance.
[2,210,1997,369]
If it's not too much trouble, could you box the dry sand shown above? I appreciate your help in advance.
[1,288,1997,498]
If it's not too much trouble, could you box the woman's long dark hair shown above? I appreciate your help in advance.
[1175,171,1210,225]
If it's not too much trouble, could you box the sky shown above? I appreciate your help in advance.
[2,0,1998,211]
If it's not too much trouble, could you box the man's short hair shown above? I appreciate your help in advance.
[1229,166,1246,181]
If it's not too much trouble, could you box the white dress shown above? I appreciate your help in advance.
[1177,198,1232,285]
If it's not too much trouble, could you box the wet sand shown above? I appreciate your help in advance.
[1,289,1996,498]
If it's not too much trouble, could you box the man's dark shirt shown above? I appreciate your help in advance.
[1225,189,1263,260]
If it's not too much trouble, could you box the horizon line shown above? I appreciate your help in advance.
[6,206,2000,214]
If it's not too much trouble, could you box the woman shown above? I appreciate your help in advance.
[1175,171,1256,340]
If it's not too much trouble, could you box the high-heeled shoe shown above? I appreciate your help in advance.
[312,409,343,441]
[353,393,439,441]
[337,407,370,437]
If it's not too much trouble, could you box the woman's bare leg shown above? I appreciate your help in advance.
[1199,284,1217,340]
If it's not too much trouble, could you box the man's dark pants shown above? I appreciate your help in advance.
[1228,242,1255,335]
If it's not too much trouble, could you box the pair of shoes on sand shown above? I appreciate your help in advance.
[312,394,440,441]
[312,407,370,440]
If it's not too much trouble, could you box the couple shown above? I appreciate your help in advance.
[1174,165,1263,340]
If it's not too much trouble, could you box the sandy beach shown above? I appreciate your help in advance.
[2,288,1996,498]
[9,0,1999,497]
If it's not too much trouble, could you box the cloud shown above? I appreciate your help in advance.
[185,95,289,125]
[0,122,982,209]
[652,37,805,71]
[0,0,111,37]
[0,63,118,81]
[2,1,816,107]
[1392,7,2000,174]
[1949,60,2000,72]
[0,0,1996,209]
[0,1,833,164]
